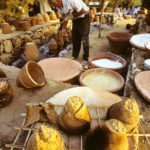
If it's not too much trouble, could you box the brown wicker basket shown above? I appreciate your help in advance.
[56,10,61,19]
[36,14,45,25]
[19,21,30,31]
[25,42,40,62]
[43,13,50,22]
[107,32,133,54]
[16,61,46,88]
[50,11,57,20]
[30,17,37,26]
[2,23,11,34]
[0,69,13,107]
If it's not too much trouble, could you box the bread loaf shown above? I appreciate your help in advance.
[85,119,129,150]
[58,96,91,135]
[107,99,139,133]
[26,125,66,150]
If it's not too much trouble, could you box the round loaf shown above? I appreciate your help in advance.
[58,96,91,135]
[85,119,129,150]
[107,99,139,133]
[26,125,66,150]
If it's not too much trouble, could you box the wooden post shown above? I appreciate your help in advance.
[98,0,105,38]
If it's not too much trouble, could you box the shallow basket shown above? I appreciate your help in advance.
[107,32,133,54]
[16,61,46,88]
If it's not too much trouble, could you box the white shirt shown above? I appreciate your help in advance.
[122,8,127,15]
[114,7,122,17]
[59,0,89,18]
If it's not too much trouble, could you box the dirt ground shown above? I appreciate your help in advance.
[0,18,140,149]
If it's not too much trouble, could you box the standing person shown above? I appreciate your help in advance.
[47,0,90,69]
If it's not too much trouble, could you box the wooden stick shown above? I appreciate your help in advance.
[5,144,25,149]
[14,126,37,131]
[127,134,150,137]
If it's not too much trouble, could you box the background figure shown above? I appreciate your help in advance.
[114,5,123,19]
[122,6,128,17]
[133,6,140,17]
[128,6,135,18]
[39,0,52,15]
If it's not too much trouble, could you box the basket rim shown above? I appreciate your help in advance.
[79,68,124,93]
[88,52,127,71]
[25,61,45,86]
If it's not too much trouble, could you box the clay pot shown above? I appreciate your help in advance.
[36,13,45,25]
[50,11,57,20]
[19,21,30,31]
[56,10,61,19]
[43,13,50,22]
[88,52,127,73]
[92,7,97,14]
[30,16,37,26]
[107,32,133,54]
[49,38,58,55]
[79,68,124,93]
[16,61,46,88]
[2,23,11,34]
[25,42,40,62]
[95,16,99,22]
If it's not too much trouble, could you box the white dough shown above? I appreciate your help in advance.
[92,59,122,68]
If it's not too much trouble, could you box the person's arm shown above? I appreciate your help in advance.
[72,7,85,17]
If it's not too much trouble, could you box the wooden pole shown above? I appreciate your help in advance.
[98,0,105,38]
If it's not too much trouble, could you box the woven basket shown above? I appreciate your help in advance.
[0,69,13,107]
[0,85,13,108]
[30,17,37,26]
[49,38,58,55]
[95,16,99,22]
[56,10,61,19]
[19,21,30,31]
[43,13,50,22]
[63,31,70,43]
[25,42,40,62]
[2,23,11,34]
[36,13,45,25]
[92,7,97,14]
[107,32,133,54]
[14,18,23,31]
[50,11,57,20]
[16,61,46,88]
[57,30,64,50]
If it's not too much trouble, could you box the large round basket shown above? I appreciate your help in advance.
[16,61,46,88]
[38,58,82,83]
[79,68,124,93]
[88,52,126,73]
[107,32,133,54]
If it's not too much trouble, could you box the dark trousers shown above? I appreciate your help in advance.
[72,14,90,61]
